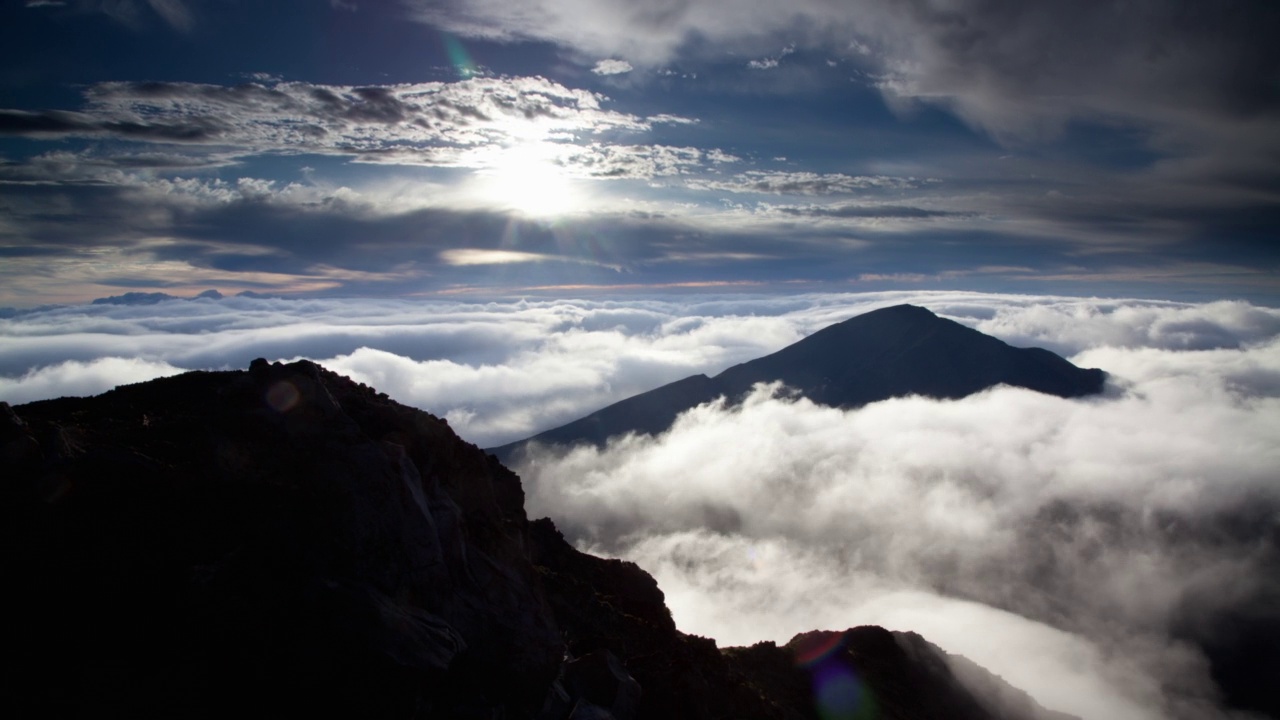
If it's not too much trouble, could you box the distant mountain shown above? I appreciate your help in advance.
[490,304,1106,460]
[90,288,223,305]
[1,360,1074,719]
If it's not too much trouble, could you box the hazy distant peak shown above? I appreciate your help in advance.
[489,304,1106,461]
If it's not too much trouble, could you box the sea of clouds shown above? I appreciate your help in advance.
[3,290,1278,719]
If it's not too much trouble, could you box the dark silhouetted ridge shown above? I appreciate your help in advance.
[490,304,1105,461]
[1,360,1074,719]
[524,373,721,450]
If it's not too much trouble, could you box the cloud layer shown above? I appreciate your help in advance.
[5,291,1277,445]
[5,3,1276,305]
[412,0,1280,144]
[3,291,1278,716]
[508,296,1280,720]
[1,76,646,162]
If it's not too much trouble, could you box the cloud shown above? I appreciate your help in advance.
[0,150,243,188]
[0,170,716,304]
[0,356,186,404]
[0,292,839,442]
[440,249,557,265]
[559,143,737,178]
[618,533,1169,720]
[591,59,633,76]
[439,248,622,271]
[2,287,1276,443]
[145,0,193,32]
[688,171,921,195]
[408,0,1280,209]
[0,291,896,437]
[509,300,1280,719]
[746,44,796,70]
[410,0,1278,134]
[4,292,1277,719]
[775,204,970,220]
[0,77,649,161]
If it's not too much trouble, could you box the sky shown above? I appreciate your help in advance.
[1,0,1278,306]
[4,4,1280,719]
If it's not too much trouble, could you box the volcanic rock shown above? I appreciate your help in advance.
[489,304,1105,461]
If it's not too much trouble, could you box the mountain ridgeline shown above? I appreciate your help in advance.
[490,304,1106,461]
[1,359,1075,719]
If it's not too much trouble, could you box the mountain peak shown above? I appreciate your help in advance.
[490,305,1105,459]
[878,302,935,315]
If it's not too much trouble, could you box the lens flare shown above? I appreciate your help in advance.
[811,661,875,720]
[266,380,300,413]
[793,632,877,720]
[442,34,478,79]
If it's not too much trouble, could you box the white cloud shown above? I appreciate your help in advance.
[405,0,1280,189]
[440,249,558,265]
[616,532,1167,720]
[0,357,186,405]
[8,77,650,162]
[439,248,623,272]
[591,59,634,75]
[558,142,733,178]
[688,170,920,195]
[3,291,1277,720]
[513,315,1280,719]
[3,290,1278,452]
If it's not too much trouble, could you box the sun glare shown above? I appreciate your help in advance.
[476,142,581,218]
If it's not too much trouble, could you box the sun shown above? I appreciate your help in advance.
[475,142,582,218]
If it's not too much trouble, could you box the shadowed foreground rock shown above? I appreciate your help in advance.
[2,360,1073,719]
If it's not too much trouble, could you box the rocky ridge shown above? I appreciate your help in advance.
[2,359,1073,719]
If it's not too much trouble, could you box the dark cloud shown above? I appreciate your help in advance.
[777,204,971,219]
[0,77,651,159]
[413,0,1279,136]
[1,5,1273,304]
[0,107,229,142]
[412,0,1280,217]
[0,109,97,135]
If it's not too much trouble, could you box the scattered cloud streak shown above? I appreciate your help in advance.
[0,77,646,160]
[591,59,633,76]
[688,171,921,196]
[410,0,1280,145]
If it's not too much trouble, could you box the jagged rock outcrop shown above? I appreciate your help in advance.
[530,518,1077,720]
[490,304,1106,462]
[2,360,1074,719]
[2,360,560,717]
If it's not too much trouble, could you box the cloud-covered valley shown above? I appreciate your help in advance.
[510,299,1280,720]
[4,2,1276,715]
[3,291,1279,719]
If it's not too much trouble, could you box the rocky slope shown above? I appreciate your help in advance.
[2,360,1072,719]
[489,304,1105,461]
